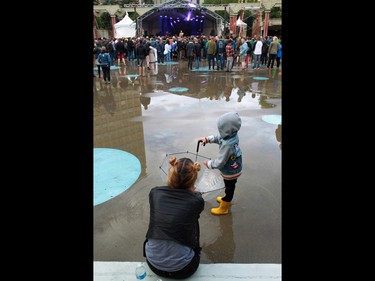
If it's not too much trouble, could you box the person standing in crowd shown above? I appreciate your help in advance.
[267,36,280,69]
[260,37,270,66]
[145,41,151,70]
[201,36,208,60]
[171,39,178,61]
[252,36,263,69]
[239,38,248,71]
[198,112,242,215]
[126,38,135,62]
[143,156,204,279]
[207,36,217,70]
[276,39,282,68]
[136,39,148,76]
[164,40,172,62]
[216,35,226,70]
[186,37,195,71]
[97,46,112,84]
[93,41,100,77]
[115,38,127,66]
[148,43,158,75]
[107,38,116,63]
[157,38,165,64]
[194,37,202,69]
[245,37,254,69]
[225,39,234,72]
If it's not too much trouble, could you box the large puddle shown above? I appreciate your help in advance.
[94,60,282,263]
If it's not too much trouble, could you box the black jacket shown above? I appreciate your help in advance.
[145,186,204,250]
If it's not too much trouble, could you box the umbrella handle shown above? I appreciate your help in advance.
[196,140,205,153]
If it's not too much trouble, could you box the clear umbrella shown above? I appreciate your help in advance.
[159,140,225,201]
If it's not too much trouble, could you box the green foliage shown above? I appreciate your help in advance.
[99,12,112,29]
[215,10,229,20]
[262,6,282,19]
[270,7,281,18]
[95,16,103,29]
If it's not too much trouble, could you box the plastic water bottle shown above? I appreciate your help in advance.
[135,263,147,280]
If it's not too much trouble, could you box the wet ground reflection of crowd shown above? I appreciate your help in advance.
[94,62,281,112]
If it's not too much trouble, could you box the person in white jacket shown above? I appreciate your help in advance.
[252,36,263,69]
[148,44,158,75]
[164,41,172,62]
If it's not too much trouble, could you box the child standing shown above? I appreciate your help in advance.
[198,112,242,215]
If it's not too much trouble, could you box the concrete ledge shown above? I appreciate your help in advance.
[94,261,282,281]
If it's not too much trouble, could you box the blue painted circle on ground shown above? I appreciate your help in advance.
[169,87,189,92]
[94,148,141,206]
[262,114,282,125]
[253,76,269,80]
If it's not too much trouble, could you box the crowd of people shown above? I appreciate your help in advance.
[93,33,282,78]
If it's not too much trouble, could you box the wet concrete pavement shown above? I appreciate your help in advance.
[93,58,282,264]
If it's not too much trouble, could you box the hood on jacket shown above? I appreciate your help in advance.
[217,112,241,139]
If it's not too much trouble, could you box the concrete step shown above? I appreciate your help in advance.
[94,261,282,281]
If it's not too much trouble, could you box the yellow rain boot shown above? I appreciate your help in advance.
[211,200,231,215]
[216,196,232,205]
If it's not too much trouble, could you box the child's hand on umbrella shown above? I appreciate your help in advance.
[199,137,208,145]
[203,160,209,168]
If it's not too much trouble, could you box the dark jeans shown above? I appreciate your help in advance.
[216,53,224,69]
[101,65,110,82]
[157,52,164,63]
[146,248,200,279]
[276,56,281,68]
[222,178,237,202]
[267,54,277,68]
[208,54,215,69]
[188,55,194,70]
[261,54,268,65]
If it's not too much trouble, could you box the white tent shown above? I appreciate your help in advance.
[115,12,136,38]
[236,18,247,27]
